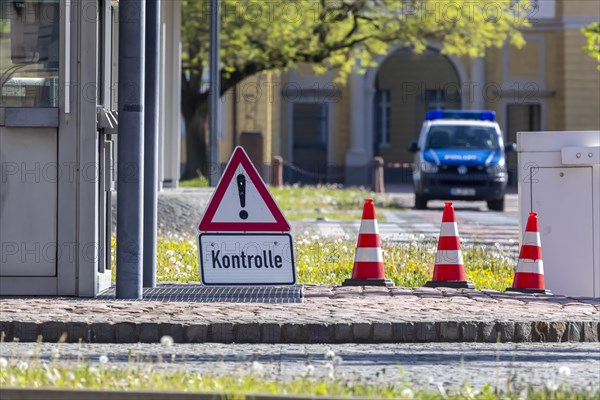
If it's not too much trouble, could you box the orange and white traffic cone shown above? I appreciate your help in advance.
[506,212,551,294]
[343,199,394,287]
[425,202,475,289]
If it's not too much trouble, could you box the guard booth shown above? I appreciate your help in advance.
[0,0,182,296]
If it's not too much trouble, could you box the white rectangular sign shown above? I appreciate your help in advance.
[198,233,296,285]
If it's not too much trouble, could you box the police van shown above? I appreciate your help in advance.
[408,110,515,211]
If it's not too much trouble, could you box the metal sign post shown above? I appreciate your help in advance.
[209,0,220,186]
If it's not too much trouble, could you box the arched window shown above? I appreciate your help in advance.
[374,88,390,148]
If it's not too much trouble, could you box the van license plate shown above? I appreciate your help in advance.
[450,188,476,196]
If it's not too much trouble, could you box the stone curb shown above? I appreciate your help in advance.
[1,319,598,344]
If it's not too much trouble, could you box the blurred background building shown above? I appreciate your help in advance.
[208,0,599,185]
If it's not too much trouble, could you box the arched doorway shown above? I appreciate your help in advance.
[372,47,463,165]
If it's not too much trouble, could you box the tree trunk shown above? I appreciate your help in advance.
[180,68,252,181]
[182,101,209,180]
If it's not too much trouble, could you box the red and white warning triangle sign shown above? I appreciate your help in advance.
[199,147,290,232]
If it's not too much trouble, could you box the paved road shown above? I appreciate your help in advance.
[2,342,598,392]
[292,188,520,256]
[151,186,520,251]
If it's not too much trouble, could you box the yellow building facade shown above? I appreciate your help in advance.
[218,0,600,185]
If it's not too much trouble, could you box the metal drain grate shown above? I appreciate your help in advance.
[96,284,304,303]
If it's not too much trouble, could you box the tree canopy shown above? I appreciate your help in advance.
[180,0,531,178]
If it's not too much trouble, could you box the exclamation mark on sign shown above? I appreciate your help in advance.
[237,173,248,220]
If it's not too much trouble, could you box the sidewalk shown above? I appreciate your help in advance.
[1,285,598,344]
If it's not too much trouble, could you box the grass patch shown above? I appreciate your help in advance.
[270,184,400,211]
[110,184,512,288]
[111,235,515,291]
[269,184,399,220]
[179,176,209,188]
[284,210,365,221]
[293,235,513,290]
[0,351,593,399]
[178,182,398,220]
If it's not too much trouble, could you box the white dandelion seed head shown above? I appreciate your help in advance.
[160,335,174,347]
[0,357,8,368]
[305,364,315,376]
[401,388,414,399]
[333,356,343,366]
[324,349,335,360]
[559,366,571,378]
[99,355,109,365]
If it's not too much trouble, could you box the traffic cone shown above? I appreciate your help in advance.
[343,199,394,287]
[425,202,475,289]
[506,212,551,294]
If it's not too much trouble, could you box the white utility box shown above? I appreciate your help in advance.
[518,131,600,297]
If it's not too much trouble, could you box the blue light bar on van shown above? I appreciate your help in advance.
[426,110,496,121]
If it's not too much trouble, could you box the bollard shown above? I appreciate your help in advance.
[271,156,283,187]
[371,157,385,193]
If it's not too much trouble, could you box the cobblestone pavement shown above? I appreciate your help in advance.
[2,342,599,392]
[1,285,598,344]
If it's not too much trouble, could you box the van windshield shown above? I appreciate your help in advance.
[426,126,500,150]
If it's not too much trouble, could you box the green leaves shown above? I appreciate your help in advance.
[182,0,531,90]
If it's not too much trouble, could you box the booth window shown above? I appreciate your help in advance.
[0,0,59,108]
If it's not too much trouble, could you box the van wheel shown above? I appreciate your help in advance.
[487,198,505,212]
[414,195,428,210]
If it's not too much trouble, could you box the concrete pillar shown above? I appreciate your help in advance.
[345,71,370,185]
[116,0,146,300]
[161,0,182,188]
[470,57,486,110]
